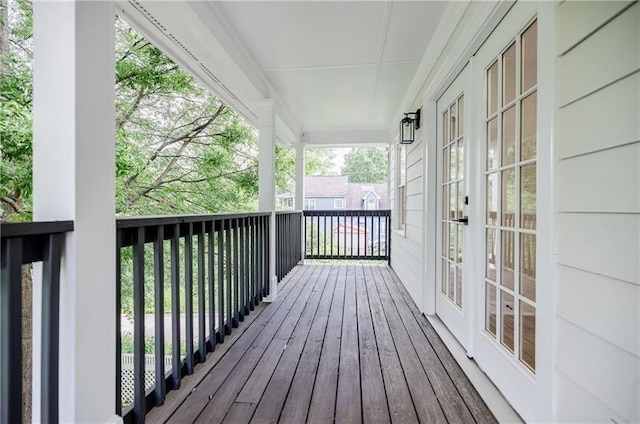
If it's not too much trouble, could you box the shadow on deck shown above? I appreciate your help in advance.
[147,264,496,424]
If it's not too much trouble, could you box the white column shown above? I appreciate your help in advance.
[33,2,118,423]
[294,142,305,211]
[257,101,278,301]
[294,142,306,263]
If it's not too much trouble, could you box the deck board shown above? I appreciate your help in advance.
[157,264,496,424]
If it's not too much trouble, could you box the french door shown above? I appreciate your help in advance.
[470,2,547,422]
[432,2,550,421]
[436,66,470,349]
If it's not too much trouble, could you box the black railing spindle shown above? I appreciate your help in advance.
[153,225,166,406]
[303,210,390,261]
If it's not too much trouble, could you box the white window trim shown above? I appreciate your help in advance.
[333,198,345,209]
[304,198,316,210]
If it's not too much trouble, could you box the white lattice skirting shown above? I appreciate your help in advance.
[120,354,173,407]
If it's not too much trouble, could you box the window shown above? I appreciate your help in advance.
[397,144,407,230]
[333,198,345,209]
[484,20,537,373]
[366,198,377,210]
[304,199,316,210]
[276,196,293,210]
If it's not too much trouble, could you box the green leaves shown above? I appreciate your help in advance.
[341,147,388,183]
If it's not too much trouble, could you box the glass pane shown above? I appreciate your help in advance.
[456,266,463,307]
[443,146,449,182]
[448,262,455,300]
[442,223,448,259]
[487,118,498,170]
[450,104,457,141]
[487,61,499,116]
[521,164,537,229]
[441,258,448,294]
[502,43,516,105]
[501,231,515,290]
[450,183,456,221]
[501,169,515,227]
[521,20,538,93]
[485,283,497,337]
[443,183,449,217]
[501,291,515,352]
[521,92,537,161]
[450,142,457,181]
[458,95,464,136]
[486,229,497,281]
[502,106,516,166]
[443,110,449,146]
[449,223,456,259]
[520,302,536,371]
[399,145,407,185]
[457,139,464,180]
[520,233,536,301]
[487,173,498,225]
[457,224,463,264]
[458,180,464,220]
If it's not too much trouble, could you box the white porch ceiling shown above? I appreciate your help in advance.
[118,1,448,145]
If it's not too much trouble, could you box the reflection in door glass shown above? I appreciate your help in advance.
[484,19,538,373]
[502,106,516,166]
[501,230,515,290]
[502,43,516,105]
[520,301,536,371]
[520,234,536,301]
[501,291,515,352]
[521,92,537,161]
[501,169,515,226]
[486,230,497,281]
[485,283,497,337]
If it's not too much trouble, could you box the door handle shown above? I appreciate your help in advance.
[456,217,469,225]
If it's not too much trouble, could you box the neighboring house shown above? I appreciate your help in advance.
[276,175,389,255]
[276,175,388,211]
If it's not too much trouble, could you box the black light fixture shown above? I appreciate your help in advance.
[399,108,421,144]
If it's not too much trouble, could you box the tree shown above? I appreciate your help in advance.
[274,147,335,196]
[341,147,388,183]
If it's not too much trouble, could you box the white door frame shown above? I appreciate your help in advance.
[421,2,556,422]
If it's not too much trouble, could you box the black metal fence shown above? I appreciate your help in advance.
[1,221,73,424]
[115,213,270,423]
[275,211,303,281]
[304,210,391,262]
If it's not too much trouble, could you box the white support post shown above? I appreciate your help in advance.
[32,2,119,423]
[294,142,306,264]
[294,142,305,211]
[257,101,278,301]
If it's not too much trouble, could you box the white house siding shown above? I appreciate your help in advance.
[391,136,425,307]
[555,2,640,423]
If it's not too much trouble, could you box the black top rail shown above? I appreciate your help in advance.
[303,209,390,263]
[1,220,74,424]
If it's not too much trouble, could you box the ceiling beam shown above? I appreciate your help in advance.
[302,129,391,148]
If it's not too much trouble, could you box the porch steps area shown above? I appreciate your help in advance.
[148,264,496,423]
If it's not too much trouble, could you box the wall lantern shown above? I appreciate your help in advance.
[399,109,421,144]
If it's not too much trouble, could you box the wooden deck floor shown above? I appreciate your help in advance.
[150,264,496,424]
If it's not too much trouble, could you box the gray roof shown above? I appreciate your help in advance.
[304,175,349,197]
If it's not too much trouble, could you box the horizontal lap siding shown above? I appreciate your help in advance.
[391,137,425,309]
[555,2,640,423]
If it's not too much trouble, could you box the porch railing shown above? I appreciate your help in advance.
[304,210,391,262]
[116,213,270,423]
[1,221,74,424]
[275,211,303,281]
